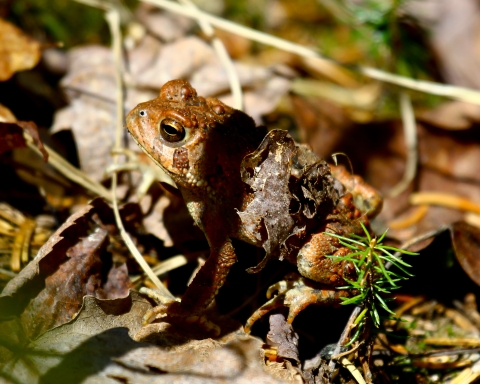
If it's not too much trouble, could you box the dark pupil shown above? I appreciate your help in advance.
[160,119,185,142]
[163,124,179,136]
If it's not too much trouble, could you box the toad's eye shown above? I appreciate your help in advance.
[159,118,185,142]
[139,110,146,117]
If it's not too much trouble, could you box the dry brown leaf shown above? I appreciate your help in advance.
[290,94,352,159]
[450,221,480,287]
[131,35,215,89]
[51,45,156,181]
[0,18,41,81]
[1,291,152,383]
[219,75,292,124]
[135,3,194,43]
[0,204,93,318]
[1,290,291,384]
[239,129,339,272]
[420,101,480,130]
[406,0,480,90]
[266,313,300,364]
[0,120,48,162]
[238,129,297,272]
[0,200,134,340]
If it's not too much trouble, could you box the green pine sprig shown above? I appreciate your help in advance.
[325,223,417,344]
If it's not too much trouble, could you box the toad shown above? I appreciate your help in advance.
[126,79,382,335]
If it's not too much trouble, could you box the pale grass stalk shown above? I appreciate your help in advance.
[143,0,480,105]
[75,0,173,298]
[24,134,113,201]
[177,0,243,110]
[387,91,418,197]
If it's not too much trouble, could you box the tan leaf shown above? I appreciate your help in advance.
[0,18,41,81]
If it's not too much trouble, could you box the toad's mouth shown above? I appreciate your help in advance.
[125,126,178,189]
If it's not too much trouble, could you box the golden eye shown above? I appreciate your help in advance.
[159,118,185,142]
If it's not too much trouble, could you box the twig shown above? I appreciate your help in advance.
[142,0,480,105]
[387,91,418,197]
[331,341,364,360]
[75,0,173,298]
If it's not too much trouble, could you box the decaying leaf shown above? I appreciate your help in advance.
[1,290,291,384]
[0,204,95,320]
[1,291,152,383]
[0,120,49,162]
[0,18,41,81]
[406,0,480,90]
[239,129,297,272]
[0,199,134,342]
[0,122,26,156]
[135,4,193,42]
[239,129,339,272]
[266,313,300,364]
[450,221,480,287]
[420,101,480,131]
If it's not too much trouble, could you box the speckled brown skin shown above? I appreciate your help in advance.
[126,79,383,333]
[126,79,266,317]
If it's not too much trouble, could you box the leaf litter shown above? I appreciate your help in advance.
[2,2,480,383]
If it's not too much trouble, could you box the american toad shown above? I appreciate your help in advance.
[126,79,382,335]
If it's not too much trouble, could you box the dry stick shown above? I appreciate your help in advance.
[331,341,364,361]
[75,0,173,298]
[176,0,243,110]
[143,0,480,105]
[387,92,418,197]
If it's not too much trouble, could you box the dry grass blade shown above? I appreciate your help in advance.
[177,0,242,110]
[410,192,480,215]
[130,254,188,286]
[23,132,113,201]
[11,218,35,272]
[387,92,418,197]
[74,0,173,298]
[144,0,480,105]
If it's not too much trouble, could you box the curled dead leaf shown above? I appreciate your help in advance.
[239,129,296,272]
[239,130,340,273]
[0,199,134,340]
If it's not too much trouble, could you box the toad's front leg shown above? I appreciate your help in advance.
[244,273,354,333]
[142,238,237,336]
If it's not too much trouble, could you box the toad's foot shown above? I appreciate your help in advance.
[141,288,221,337]
[244,273,353,333]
